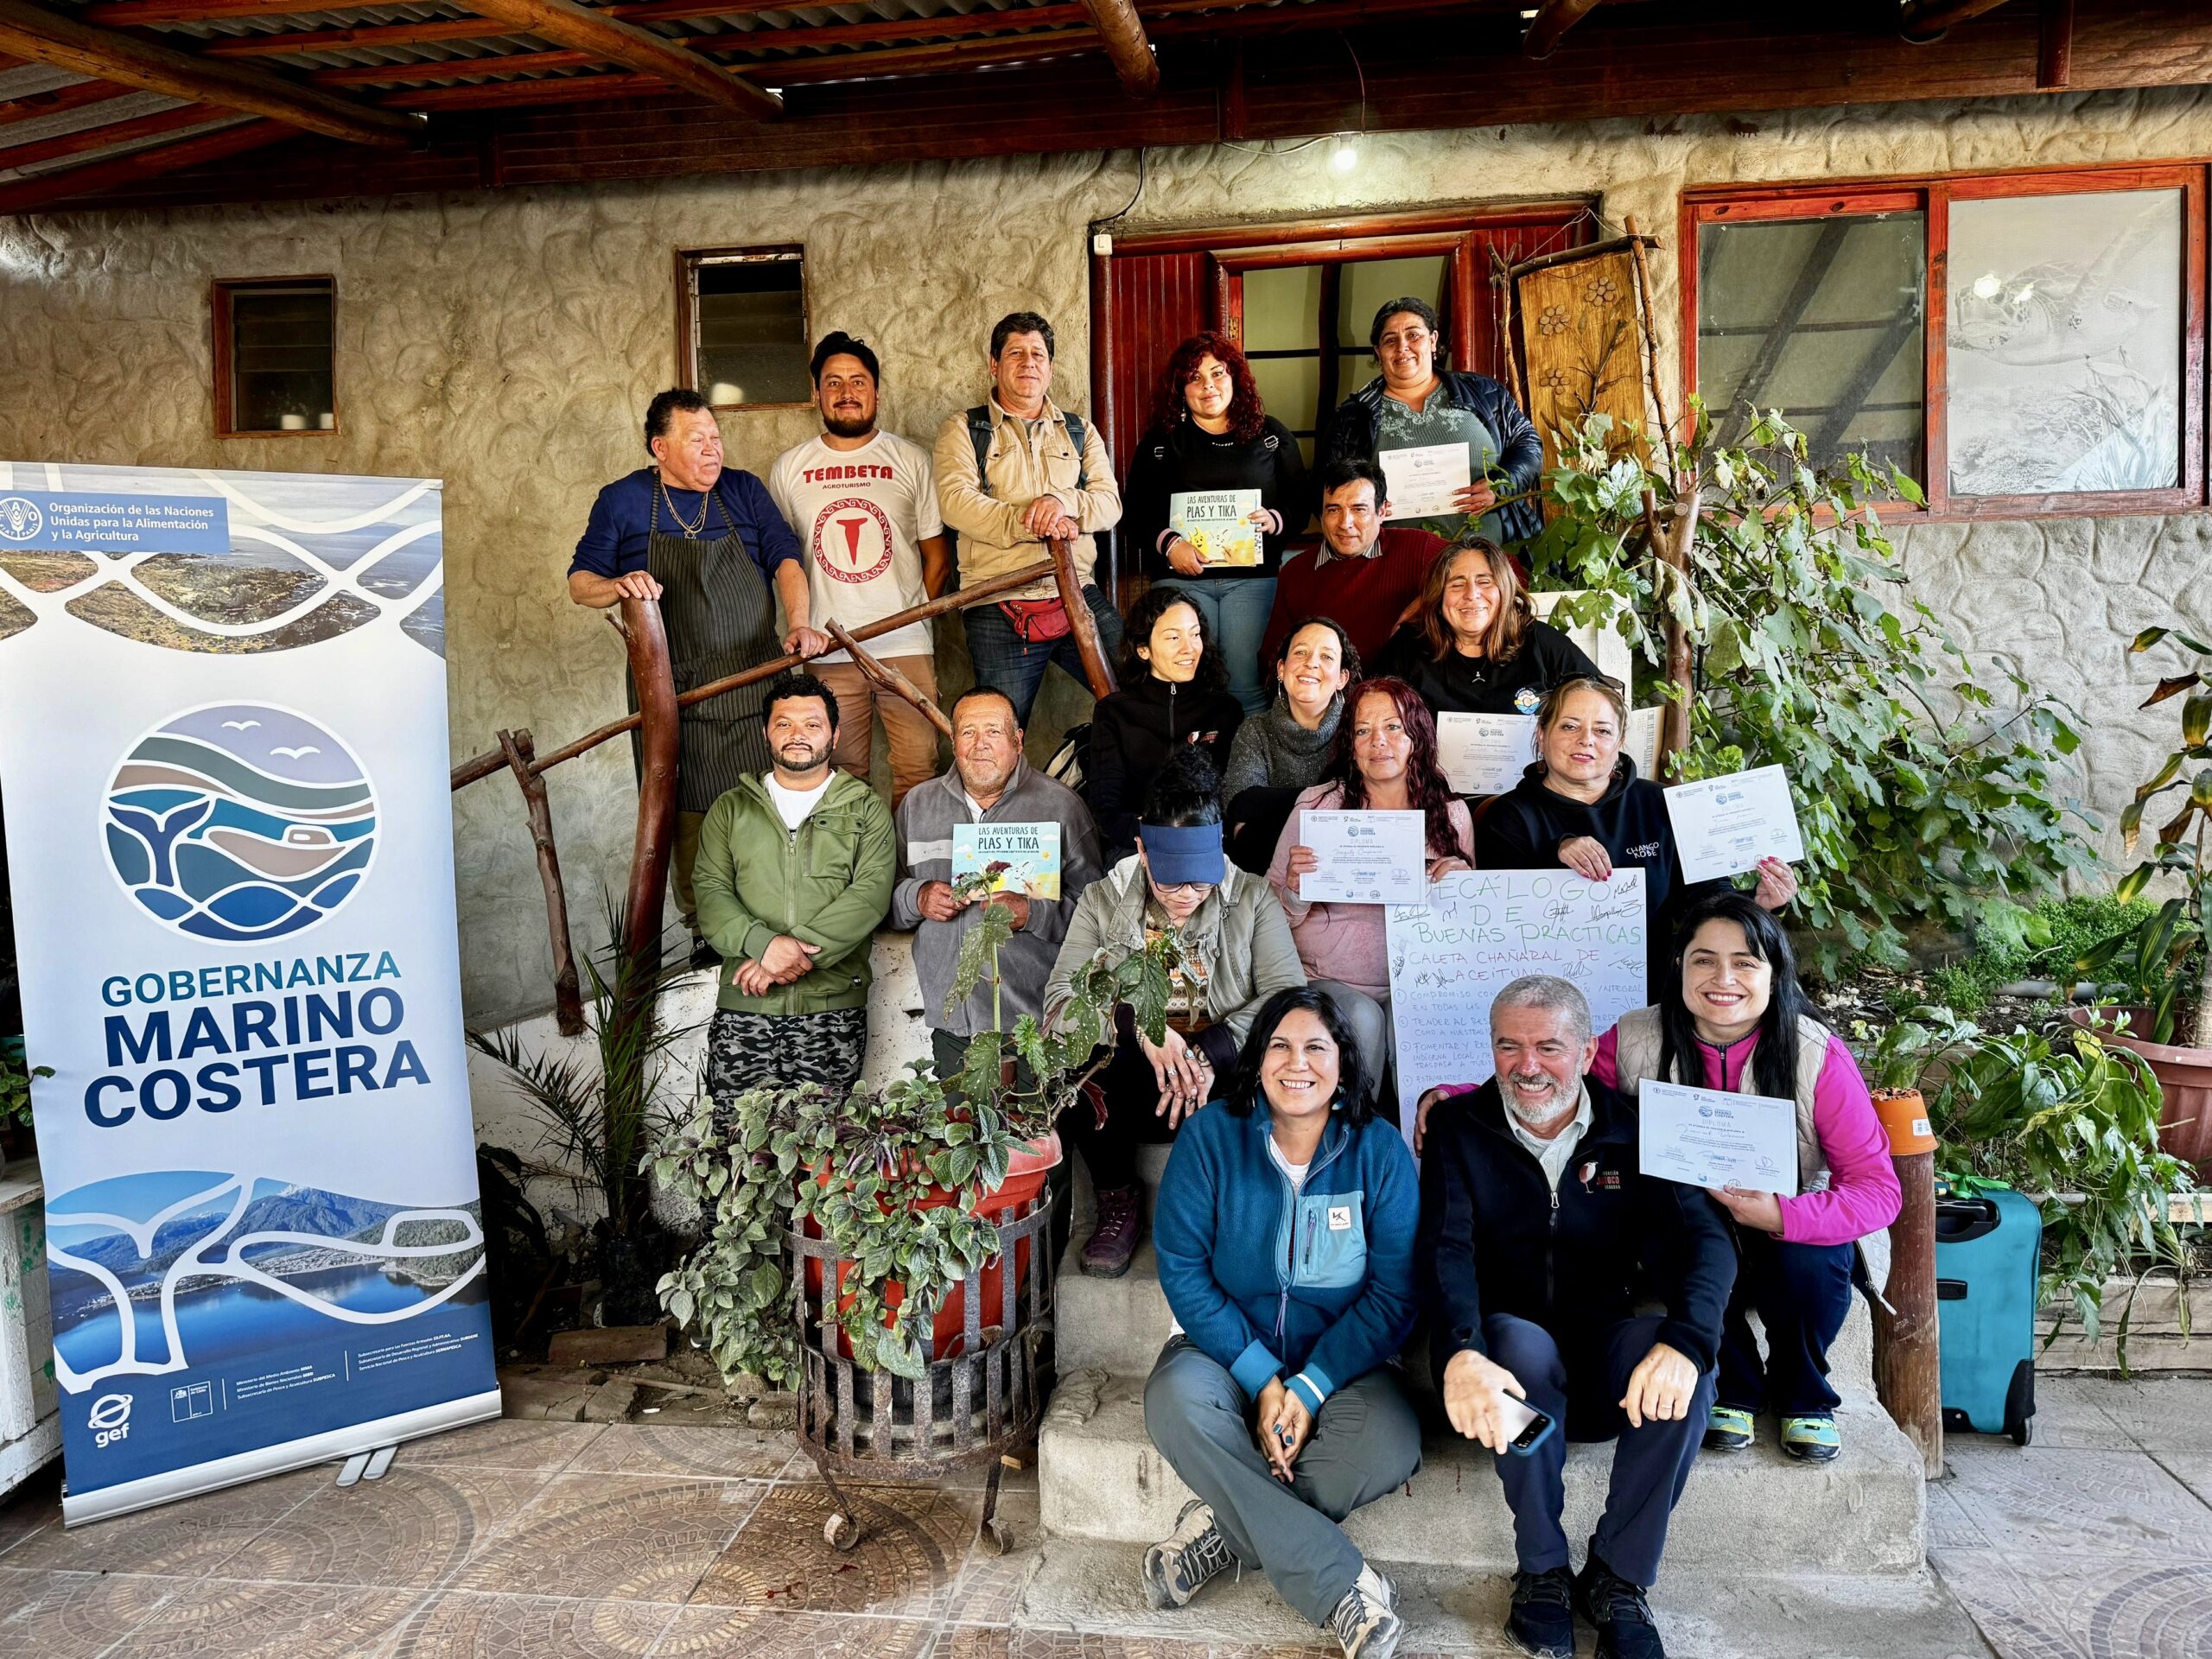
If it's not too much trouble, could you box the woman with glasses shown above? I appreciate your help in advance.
[1320,296,1544,546]
[1045,747,1307,1279]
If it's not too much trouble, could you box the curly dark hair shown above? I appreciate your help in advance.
[1119,583,1230,694]
[1147,331,1266,445]
[1223,984,1372,1128]
[1330,677,1467,861]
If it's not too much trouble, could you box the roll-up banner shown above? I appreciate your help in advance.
[0,461,499,1525]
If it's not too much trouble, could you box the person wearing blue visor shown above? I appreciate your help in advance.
[1044,747,1307,1278]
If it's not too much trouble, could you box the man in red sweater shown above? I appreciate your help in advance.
[1257,457,1448,682]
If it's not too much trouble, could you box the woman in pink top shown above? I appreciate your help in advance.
[1594,891,1900,1465]
[1267,677,1472,1116]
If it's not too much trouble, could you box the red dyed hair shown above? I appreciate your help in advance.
[1147,332,1267,445]
[1330,677,1469,861]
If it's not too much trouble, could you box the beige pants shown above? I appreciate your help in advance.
[814,654,941,807]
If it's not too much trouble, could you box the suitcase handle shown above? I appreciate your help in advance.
[1935,1198,2001,1243]
[1936,1278,1967,1300]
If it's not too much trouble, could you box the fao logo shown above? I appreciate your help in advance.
[0,495,41,543]
[88,1392,132,1448]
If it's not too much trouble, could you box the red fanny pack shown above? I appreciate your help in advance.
[999,597,1072,642]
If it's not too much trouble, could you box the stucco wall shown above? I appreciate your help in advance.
[3,86,2209,1024]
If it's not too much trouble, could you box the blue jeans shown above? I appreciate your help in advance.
[1155,576,1278,715]
[963,582,1126,726]
[1717,1230,1857,1417]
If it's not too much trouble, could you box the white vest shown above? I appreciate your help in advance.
[1611,1005,1832,1197]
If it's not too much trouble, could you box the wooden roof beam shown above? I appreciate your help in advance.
[1522,0,1601,58]
[0,74,136,126]
[0,97,217,168]
[0,0,421,143]
[1898,0,2016,43]
[0,111,287,211]
[440,0,781,116]
[1075,0,1157,91]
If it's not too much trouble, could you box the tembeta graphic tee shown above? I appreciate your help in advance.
[767,430,943,663]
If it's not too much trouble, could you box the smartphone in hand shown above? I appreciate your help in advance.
[1494,1392,1556,1458]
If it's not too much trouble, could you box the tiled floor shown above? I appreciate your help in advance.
[3,1379,2210,1658]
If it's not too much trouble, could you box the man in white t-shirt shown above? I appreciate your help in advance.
[768,333,951,807]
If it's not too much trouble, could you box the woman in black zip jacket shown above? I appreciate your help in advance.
[1087,585,1247,863]
[1474,676,1797,991]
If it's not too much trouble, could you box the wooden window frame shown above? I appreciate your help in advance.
[211,274,338,440]
[673,242,812,414]
[1681,162,2208,520]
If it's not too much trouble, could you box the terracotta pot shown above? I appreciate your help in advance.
[2068,1006,2212,1167]
[1871,1088,1935,1155]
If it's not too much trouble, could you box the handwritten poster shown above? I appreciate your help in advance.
[952,821,1061,899]
[1385,869,1647,1139]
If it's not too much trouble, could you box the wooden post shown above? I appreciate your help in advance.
[1873,1141,1944,1477]
[615,598,679,975]
[1620,215,1677,486]
[500,729,583,1037]
[1050,537,1118,702]
[825,621,954,741]
[1641,486,1700,778]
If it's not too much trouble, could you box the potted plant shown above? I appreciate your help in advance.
[650,931,1178,1386]
[2074,623,2212,1164]
[0,1037,48,1181]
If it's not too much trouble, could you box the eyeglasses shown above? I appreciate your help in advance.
[1154,880,1216,899]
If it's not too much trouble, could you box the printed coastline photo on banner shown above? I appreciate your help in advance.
[0,458,496,1525]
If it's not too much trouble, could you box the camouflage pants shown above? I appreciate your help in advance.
[704,1007,868,1101]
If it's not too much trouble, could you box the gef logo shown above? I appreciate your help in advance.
[88,1392,132,1448]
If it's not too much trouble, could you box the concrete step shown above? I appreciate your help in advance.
[1018,1538,1993,1659]
[1037,1368,1928,1577]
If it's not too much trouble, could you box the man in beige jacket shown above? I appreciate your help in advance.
[933,310,1125,725]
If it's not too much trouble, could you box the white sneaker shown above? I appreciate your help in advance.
[1330,1563,1403,1659]
[1141,1498,1235,1609]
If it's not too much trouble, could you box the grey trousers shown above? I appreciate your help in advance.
[1143,1337,1422,1627]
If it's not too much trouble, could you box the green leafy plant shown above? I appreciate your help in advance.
[1,1036,48,1134]
[1532,403,2097,977]
[2079,624,2212,1045]
[1880,893,2158,1019]
[651,933,1179,1386]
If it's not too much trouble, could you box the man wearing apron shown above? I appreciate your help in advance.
[570,388,824,957]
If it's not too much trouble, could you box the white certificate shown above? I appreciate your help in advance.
[1435,712,1537,797]
[1662,764,1806,884]
[1298,809,1427,906]
[1379,443,1472,520]
[1637,1078,1800,1196]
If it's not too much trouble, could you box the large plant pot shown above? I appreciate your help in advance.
[2068,1006,2212,1166]
[807,1131,1063,1362]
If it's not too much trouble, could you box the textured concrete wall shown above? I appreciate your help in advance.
[3,86,2209,1024]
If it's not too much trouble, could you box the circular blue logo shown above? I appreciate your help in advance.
[103,703,378,943]
[0,496,42,543]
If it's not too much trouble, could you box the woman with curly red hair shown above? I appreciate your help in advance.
[1124,332,1310,715]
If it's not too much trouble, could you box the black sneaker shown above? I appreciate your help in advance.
[1574,1551,1665,1659]
[1504,1565,1575,1658]
[688,935,718,970]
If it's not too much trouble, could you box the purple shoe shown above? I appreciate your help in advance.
[1082,1185,1140,1277]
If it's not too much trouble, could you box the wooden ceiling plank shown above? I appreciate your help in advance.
[440,0,782,115]
[754,29,1096,85]
[1074,0,1157,90]
[0,95,216,167]
[384,68,658,106]
[682,6,1091,58]
[1898,0,2016,41]
[0,74,136,126]
[202,19,526,58]
[0,111,286,209]
[0,0,421,143]
[1522,0,1601,58]
[312,47,594,84]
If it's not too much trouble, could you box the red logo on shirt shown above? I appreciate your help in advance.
[810,496,894,584]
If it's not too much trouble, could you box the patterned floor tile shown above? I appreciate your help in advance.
[1926,1478,1995,1550]
[1941,1446,2212,1560]
[2016,1377,2140,1452]
[941,1491,1040,1626]
[2155,1452,2212,1509]
[1935,1544,2212,1659]
[688,1481,979,1615]
[401,1419,609,1473]
[447,1473,762,1604]
[0,1466,321,1580]
[651,1606,938,1659]
[0,1567,181,1659]
[0,1468,60,1560]
[212,1465,556,1589]
[381,1589,678,1657]
[566,1424,794,1480]
[2081,1379,2212,1453]
[105,1579,422,1659]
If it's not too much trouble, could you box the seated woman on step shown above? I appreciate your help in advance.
[1141,984,1421,1659]
[1595,890,1900,1464]
[1044,747,1306,1279]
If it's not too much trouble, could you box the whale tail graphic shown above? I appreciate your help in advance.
[109,796,214,887]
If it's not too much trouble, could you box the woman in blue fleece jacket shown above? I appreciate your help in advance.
[1139,986,1421,1659]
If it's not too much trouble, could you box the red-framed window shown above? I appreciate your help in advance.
[1681,163,2207,518]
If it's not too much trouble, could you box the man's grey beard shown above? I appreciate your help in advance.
[1502,1074,1578,1128]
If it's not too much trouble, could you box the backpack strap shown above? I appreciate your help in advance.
[1063,410,1090,493]
[966,404,995,499]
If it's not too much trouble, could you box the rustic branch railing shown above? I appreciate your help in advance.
[450,552,1114,1033]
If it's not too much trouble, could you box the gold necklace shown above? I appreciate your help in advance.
[660,479,709,537]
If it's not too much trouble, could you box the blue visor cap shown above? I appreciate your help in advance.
[1141,821,1225,887]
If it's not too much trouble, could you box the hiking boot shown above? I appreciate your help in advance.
[1504,1565,1575,1658]
[1329,1564,1403,1659]
[1080,1185,1140,1277]
[1575,1551,1665,1659]
[1703,1405,1755,1452]
[1782,1414,1841,1463]
[1141,1498,1234,1609]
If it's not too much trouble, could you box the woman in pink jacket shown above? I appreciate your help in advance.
[1594,890,1900,1465]
[1266,677,1472,1117]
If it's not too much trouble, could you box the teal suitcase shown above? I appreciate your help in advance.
[1934,1187,2040,1446]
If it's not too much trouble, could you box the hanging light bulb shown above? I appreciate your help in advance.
[1329,134,1359,175]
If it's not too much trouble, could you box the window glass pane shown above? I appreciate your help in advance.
[1696,214,1924,476]
[1249,355,1321,440]
[1338,256,1448,350]
[1243,265,1321,352]
[695,257,809,406]
[1948,188,2183,496]
[226,281,334,433]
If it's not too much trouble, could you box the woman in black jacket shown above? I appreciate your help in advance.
[1087,585,1247,863]
[1473,676,1797,990]
[1123,332,1309,716]
[1377,540,1599,721]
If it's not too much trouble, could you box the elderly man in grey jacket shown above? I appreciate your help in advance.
[893,685,1104,1083]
